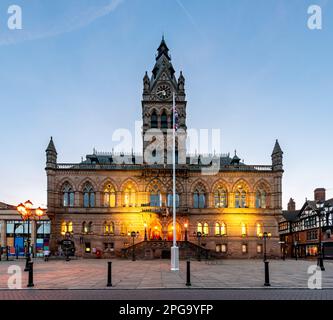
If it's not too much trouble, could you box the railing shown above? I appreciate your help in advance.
[56,163,273,171]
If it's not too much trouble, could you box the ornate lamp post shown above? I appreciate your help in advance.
[193,231,202,261]
[130,231,140,261]
[258,231,271,286]
[16,201,45,271]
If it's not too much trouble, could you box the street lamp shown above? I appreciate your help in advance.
[193,231,202,261]
[316,201,325,271]
[258,232,272,262]
[130,231,140,261]
[184,223,188,241]
[258,231,271,286]
[16,201,46,271]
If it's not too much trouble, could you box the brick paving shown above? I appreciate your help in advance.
[0,258,332,290]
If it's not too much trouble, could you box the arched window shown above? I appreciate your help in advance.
[214,187,227,208]
[203,223,209,236]
[83,183,95,208]
[221,222,226,236]
[61,221,73,235]
[241,223,247,237]
[161,110,168,129]
[62,183,74,207]
[123,183,136,207]
[104,184,116,207]
[193,184,206,208]
[151,111,158,128]
[120,223,127,236]
[167,193,180,207]
[256,223,262,236]
[149,184,161,207]
[197,223,203,234]
[82,221,87,234]
[256,190,266,208]
[235,190,247,208]
[88,222,93,233]
[215,222,221,236]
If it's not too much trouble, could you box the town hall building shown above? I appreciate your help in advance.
[45,39,284,259]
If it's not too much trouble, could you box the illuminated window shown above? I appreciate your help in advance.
[221,222,227,236]
[104,221,115,234]
[82,221,87,234]
[203,223,209,236]
[197,223,203,234]
[61,221,73,235]
[221,244,227,253]
[193,184,206,208]
[123,184,136,207]
[104,184,116,207]
[83,183,95,208]
[215,222,221,236]
[256,190,266,208]
[216,244,221,252]
[241,223,247,237]
[257,244,263,253]
[235,190,247,208]
[120,223,127,236]
[214,187,227,208]
[242,244,248,253]
[62,183,74,207]
[256,223,262,236]
[167,194,180,207]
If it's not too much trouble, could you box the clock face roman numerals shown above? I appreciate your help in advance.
[156,84,172,100]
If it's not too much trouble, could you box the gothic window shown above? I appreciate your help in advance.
[151,111,158,128]
[83,183,95,208]
[214,187,227,208]
[241,223,247,237]
[197,223,203,234]
[61,221,73,235]
[149,184,161,207]
[62,183,74,207]
[256,189,267,208]
[203,223,209,236]
[104,221,115,234]
[104,184,116,208]
[193,184,206,208]
[82,221,88,234]
[123,183,136,207]
[215,222,221,236]
[221,222,226,236]
[167,193,180,208]
[161,110,168,129]
[256,223,262,236]
[235,190,247,208]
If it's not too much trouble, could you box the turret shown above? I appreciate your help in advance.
[271,139,283,171]
[46,137,57,169]
[143,71,150,94]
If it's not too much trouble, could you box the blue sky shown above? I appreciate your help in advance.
[0,0,332,208]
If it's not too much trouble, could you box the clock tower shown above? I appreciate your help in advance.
[142,37,187,164]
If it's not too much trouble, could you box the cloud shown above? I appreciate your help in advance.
[0,0,125,46]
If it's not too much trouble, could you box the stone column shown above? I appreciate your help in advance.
[30,220,37,255]
[1,220,6,247]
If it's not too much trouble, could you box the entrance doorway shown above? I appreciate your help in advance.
[149,223,162,240]
[167,222,181,241]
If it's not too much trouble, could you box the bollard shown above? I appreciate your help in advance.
[186,260,191,286]
[264,261,270,287]
[16,246,19,260]
[6,246,9,261]
[27,262,34,288]
[107,261,112,287]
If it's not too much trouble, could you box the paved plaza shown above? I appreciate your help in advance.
[0,258,332,290]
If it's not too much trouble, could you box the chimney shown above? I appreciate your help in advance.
[287,198,296,211]
[314,188,326,202]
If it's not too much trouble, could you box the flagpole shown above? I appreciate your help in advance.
[171,91,179,271]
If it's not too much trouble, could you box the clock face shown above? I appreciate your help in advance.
[156,84,172,100]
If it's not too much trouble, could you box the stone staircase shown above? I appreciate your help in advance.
[121,240,216,260]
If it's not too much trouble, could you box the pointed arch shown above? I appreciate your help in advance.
[60,181,75,207]
[161,109,168,129]
[212,180,229,208]
[102,180,117,208]
[233,179,250,208]
[99,177,119,192]
[192,180,207,209]
[82,181,95,208]
[120,179,138,207]
[151,109,158,128]
[254,179,271,209]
